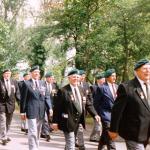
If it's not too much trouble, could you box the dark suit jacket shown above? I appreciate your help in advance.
[81,81,93,103]
[110,77,150,142]
[45,82,59,106]
[0,78,20,113]
[20,79,52,119]
[94,82,118,123]
[53,84,97,133]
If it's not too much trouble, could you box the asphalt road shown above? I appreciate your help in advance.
[0,112,149,150]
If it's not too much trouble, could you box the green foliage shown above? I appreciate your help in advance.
[47,0,150,82]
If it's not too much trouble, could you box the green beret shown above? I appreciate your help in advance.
[105,69,116,78]
[79,70,85,75]
[45,71,53,78]
[23,72,29,77]
[134,59,150,70]
[30,65,40,72]
[96,72,105,79]
[68,68,80,76]
[2,69,11,74]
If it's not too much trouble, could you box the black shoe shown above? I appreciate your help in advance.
[21,128,26,132]
[75,143,79,147]
[46,135,51,142]
[89,139,99,142]
[79,145,86,150]
[2,139,7,145]
[40,134,47,138]
[7,137,11,142]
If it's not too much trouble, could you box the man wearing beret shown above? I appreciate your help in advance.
[0,69,20,145]
[40,71,58,142]
[89,72,105,142]
[109,59,150,150]
[75,69,94,149]
[95,69,118,150]
[20,66,52,150]
[53,68,100,150]
[18,72,30,133]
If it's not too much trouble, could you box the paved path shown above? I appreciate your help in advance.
[0,112,149,150]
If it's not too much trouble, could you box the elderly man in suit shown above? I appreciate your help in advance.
[109,59,150,150]
[20,66,52,150]
[41,71,58,141]
[75,69,94,149]
[18,72,30,133]
[0,69,20,145]
[90,73,105,142]
[95,69,118,150]
[53,68,100,150]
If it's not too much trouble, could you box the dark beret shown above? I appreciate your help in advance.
[2,69,11,74]
[79,70,85,75]
[134,59,150,70]
[30,65,40,72]
[23,72,29,77]
[68,68,80,76]
[96,72,105,79]
[105,69,116,78]
[45,71,53,77]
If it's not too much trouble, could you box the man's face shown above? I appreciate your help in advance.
[97,78,105,85]
[31,70,40,80]
[136,64,150,82]
[24,75,30,81]
[3,71,11,80]
[106,73,116,84]
[46,76,54,83]
[80,74,86,82]
[68,74,80,86]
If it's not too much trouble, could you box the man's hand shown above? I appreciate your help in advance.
[20,113,26,120]
[108,131,118,140]
[51,123,58,131]
[49,109,53,117]
[94,115,101,124]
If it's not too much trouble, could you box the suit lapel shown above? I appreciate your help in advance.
[134,78,150,112]
[105,83,115,102]
[67,85,82,114]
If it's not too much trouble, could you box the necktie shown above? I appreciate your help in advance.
[112,84,116,100]
[144,83,150,106]
[74,87,82,113]
[6,80,11,96]
[35,80,39,89]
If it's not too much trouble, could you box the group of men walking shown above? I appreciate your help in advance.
[0,58,150,150]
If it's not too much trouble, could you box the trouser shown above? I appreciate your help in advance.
[41,112,51,136]
[0,112,13,140]
[90,119,102,141]
[75,123,84,146]
[98,121,116,150]
[125,140,145,150]
[64,131,75,150]
[28,118,43,150]
[41,119,50,136]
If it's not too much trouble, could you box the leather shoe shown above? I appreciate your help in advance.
[89,139,99,142]
[21,128,26,132]
[2,139,7,145]
[7,137,11,142]
[75,143,79,147]
[46,135,51,142]
[79,145,86,150]
[40,134,47,138]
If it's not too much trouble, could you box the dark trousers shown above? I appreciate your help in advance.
[98,121,116,150]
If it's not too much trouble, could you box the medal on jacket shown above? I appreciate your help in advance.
[70,94,75,101]
[83,96,86,104]
[139,92,144,99]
